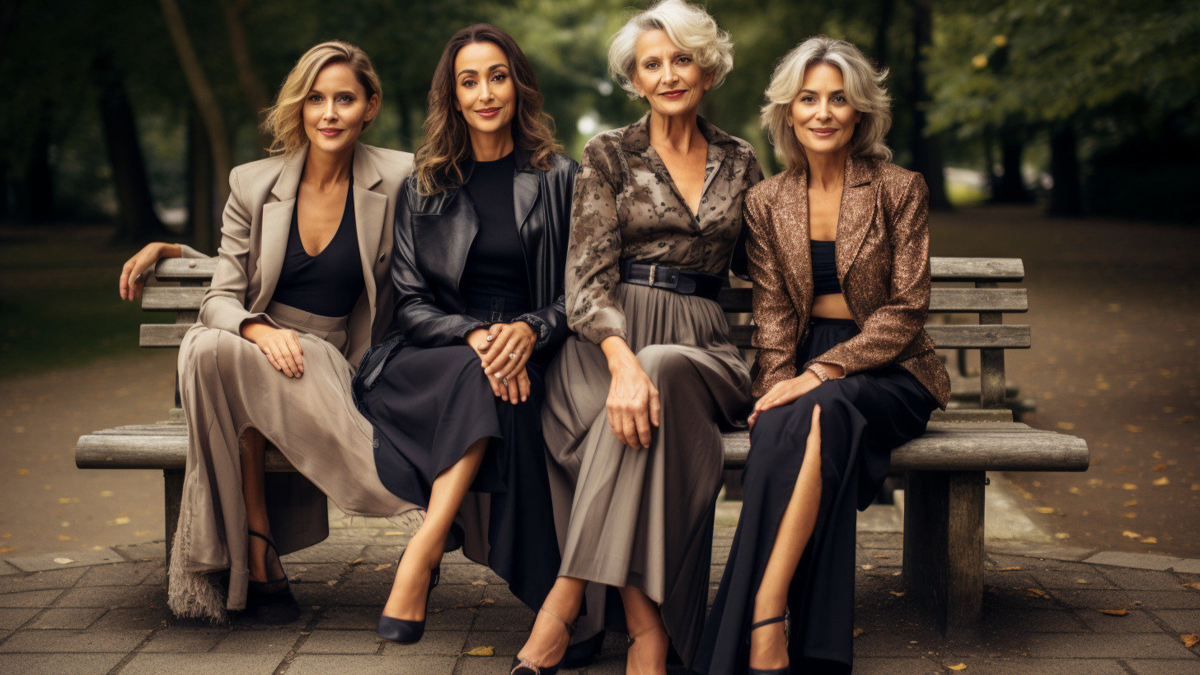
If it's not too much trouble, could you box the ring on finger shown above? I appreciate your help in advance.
[509,352,517,360]
[502,377,509,386]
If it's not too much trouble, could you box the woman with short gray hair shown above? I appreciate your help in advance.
[694,36,948,675]
[511,2,762,673]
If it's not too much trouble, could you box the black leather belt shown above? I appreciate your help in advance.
[619,259,725,301]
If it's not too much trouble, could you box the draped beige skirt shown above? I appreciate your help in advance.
[169,302,416,622]
[542,283,752,663]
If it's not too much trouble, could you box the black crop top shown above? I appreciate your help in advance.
[271,177,366,318]
[811,239,841,296]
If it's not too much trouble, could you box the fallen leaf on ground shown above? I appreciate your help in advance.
[0,547,16,553]
[1123,500,1138,507]
[384,531,405,536]
[889,591,906,597]
[348,558,363,565]
[99,490,113,497]
[463,646,494,657]
[1036,507,1055,514]
[1123,483,1138,491]
[995,567,1022,572]
[852,627,864,638]
[1055,532,1071,539]
[471,580,488,586]
[52,557,73,564]
[860,564,875,570]
[374,564,393,571]
[1076,579,1089,584]
[1182,634,1200,648]
[1068,487,1082,495]
[1097,609,1128,616]
[949,664,967,671]
[1178,415,1196,424]
[1181,583,1200,591]
[1123,531,1142,539]
[873,554,889,559]
[1141,537,1158,544]
[1125,424,1142,433]
[1025,588,1048,597]
[57,535,71,541]
[326,580,338,586]
[16,469,29,475]
[1125,513,1137,519]
[1152,464,1168,471]
[1153,477,1170,486]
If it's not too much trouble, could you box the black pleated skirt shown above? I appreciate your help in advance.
[356,298,561,612]
[694,317,938,675]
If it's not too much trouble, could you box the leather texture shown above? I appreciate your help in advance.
[743,155,951,407]
[196,142,413,368]
[387,148,578,350]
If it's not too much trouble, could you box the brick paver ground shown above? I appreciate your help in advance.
[1,504,1198,675]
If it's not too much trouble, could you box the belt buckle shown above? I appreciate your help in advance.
[648,263,658,287]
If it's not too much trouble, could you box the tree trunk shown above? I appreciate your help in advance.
[221,0,271,154]
[873,0,895,70]
[909,0,950,210]
[1048,122,1082,216]
[187,105,216,253]
[25,118,54,223]
[158,0,232,206]
[95,57,167,239]
[993,128,1032,203]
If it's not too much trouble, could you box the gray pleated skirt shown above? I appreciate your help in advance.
[170,302,416,623]
[542,282,753,664]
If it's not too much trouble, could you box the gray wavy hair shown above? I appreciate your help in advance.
[607,0,734,100]
[762,36,892,173]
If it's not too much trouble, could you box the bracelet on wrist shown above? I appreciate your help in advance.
[808,363,830,382]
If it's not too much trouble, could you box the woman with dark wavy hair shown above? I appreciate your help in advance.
[352,23,578,646]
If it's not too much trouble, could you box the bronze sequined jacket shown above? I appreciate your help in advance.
[565,114,763,343]
[743,155,950,407]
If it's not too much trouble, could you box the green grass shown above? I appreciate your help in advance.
[0,225,173,379]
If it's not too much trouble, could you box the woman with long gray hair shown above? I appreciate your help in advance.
[694,37,948,675]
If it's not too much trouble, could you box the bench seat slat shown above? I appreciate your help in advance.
[142,286,207,311]
[726,324,1031,350]
[77,421,1088,474]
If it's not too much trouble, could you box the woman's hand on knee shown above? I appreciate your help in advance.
[244,323,305,378]
[748,371,822,429]
[604,357,660,450]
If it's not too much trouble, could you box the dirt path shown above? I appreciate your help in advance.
[932,206,1200,558]
[0,351,175,556]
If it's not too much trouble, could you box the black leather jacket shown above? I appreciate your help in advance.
[355,148,577,389]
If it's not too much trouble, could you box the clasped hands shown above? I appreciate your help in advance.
[468,322,536,404]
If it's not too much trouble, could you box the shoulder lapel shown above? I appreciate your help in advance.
[257,149,306,310]
[835,155,877,282]
[775,170,812,304]
[353,144,387,321]
[513,163,540,233]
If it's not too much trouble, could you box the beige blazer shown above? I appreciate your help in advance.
[743,155,950,406]
[197,142,413,367]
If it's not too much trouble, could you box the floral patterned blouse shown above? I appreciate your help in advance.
[565,114,763,344]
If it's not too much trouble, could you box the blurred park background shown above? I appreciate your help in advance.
[1,1,1198,561]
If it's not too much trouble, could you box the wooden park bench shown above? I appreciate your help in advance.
[76,255,1088,636]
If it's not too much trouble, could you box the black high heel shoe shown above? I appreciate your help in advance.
[747,614,790,675]
[510,608,575,675]
[376,548,440,644]
[245,530,296,606]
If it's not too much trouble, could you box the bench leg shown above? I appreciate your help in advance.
[163,469,184,570]
[902,470,985,638]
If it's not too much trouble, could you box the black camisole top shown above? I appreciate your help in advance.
[811,239,841,296]
[271,176,365,318]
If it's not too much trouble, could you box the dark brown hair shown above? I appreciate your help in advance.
[415,24,562,195]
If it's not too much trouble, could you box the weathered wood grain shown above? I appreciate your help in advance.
[717,287,1029,315]
[728,323,1032,350]
[139,323,192,347]
[80,421,1087,473]
[930,257,1024,281]
[142,286,206,311]
[154,257,217,281]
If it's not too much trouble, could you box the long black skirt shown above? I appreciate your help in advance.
[694,317,938,675]
[356,308,561,612]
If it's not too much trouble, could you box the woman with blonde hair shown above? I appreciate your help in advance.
[694,36,949,675]
[512,2,762,673]
[121,41,418,623]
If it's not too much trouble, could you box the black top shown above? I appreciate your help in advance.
[460,153,531,307]
[272,177,366,318]
[811,239,841,296]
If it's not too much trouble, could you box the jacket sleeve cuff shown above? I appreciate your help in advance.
[238,313,282,336]
[178,244,208,259]
[516,314,551,349]
[455,319,490,340]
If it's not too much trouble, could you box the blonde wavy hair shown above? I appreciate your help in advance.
[260,41,383,156]
[762,36,892,173]
[607,0,734,100]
